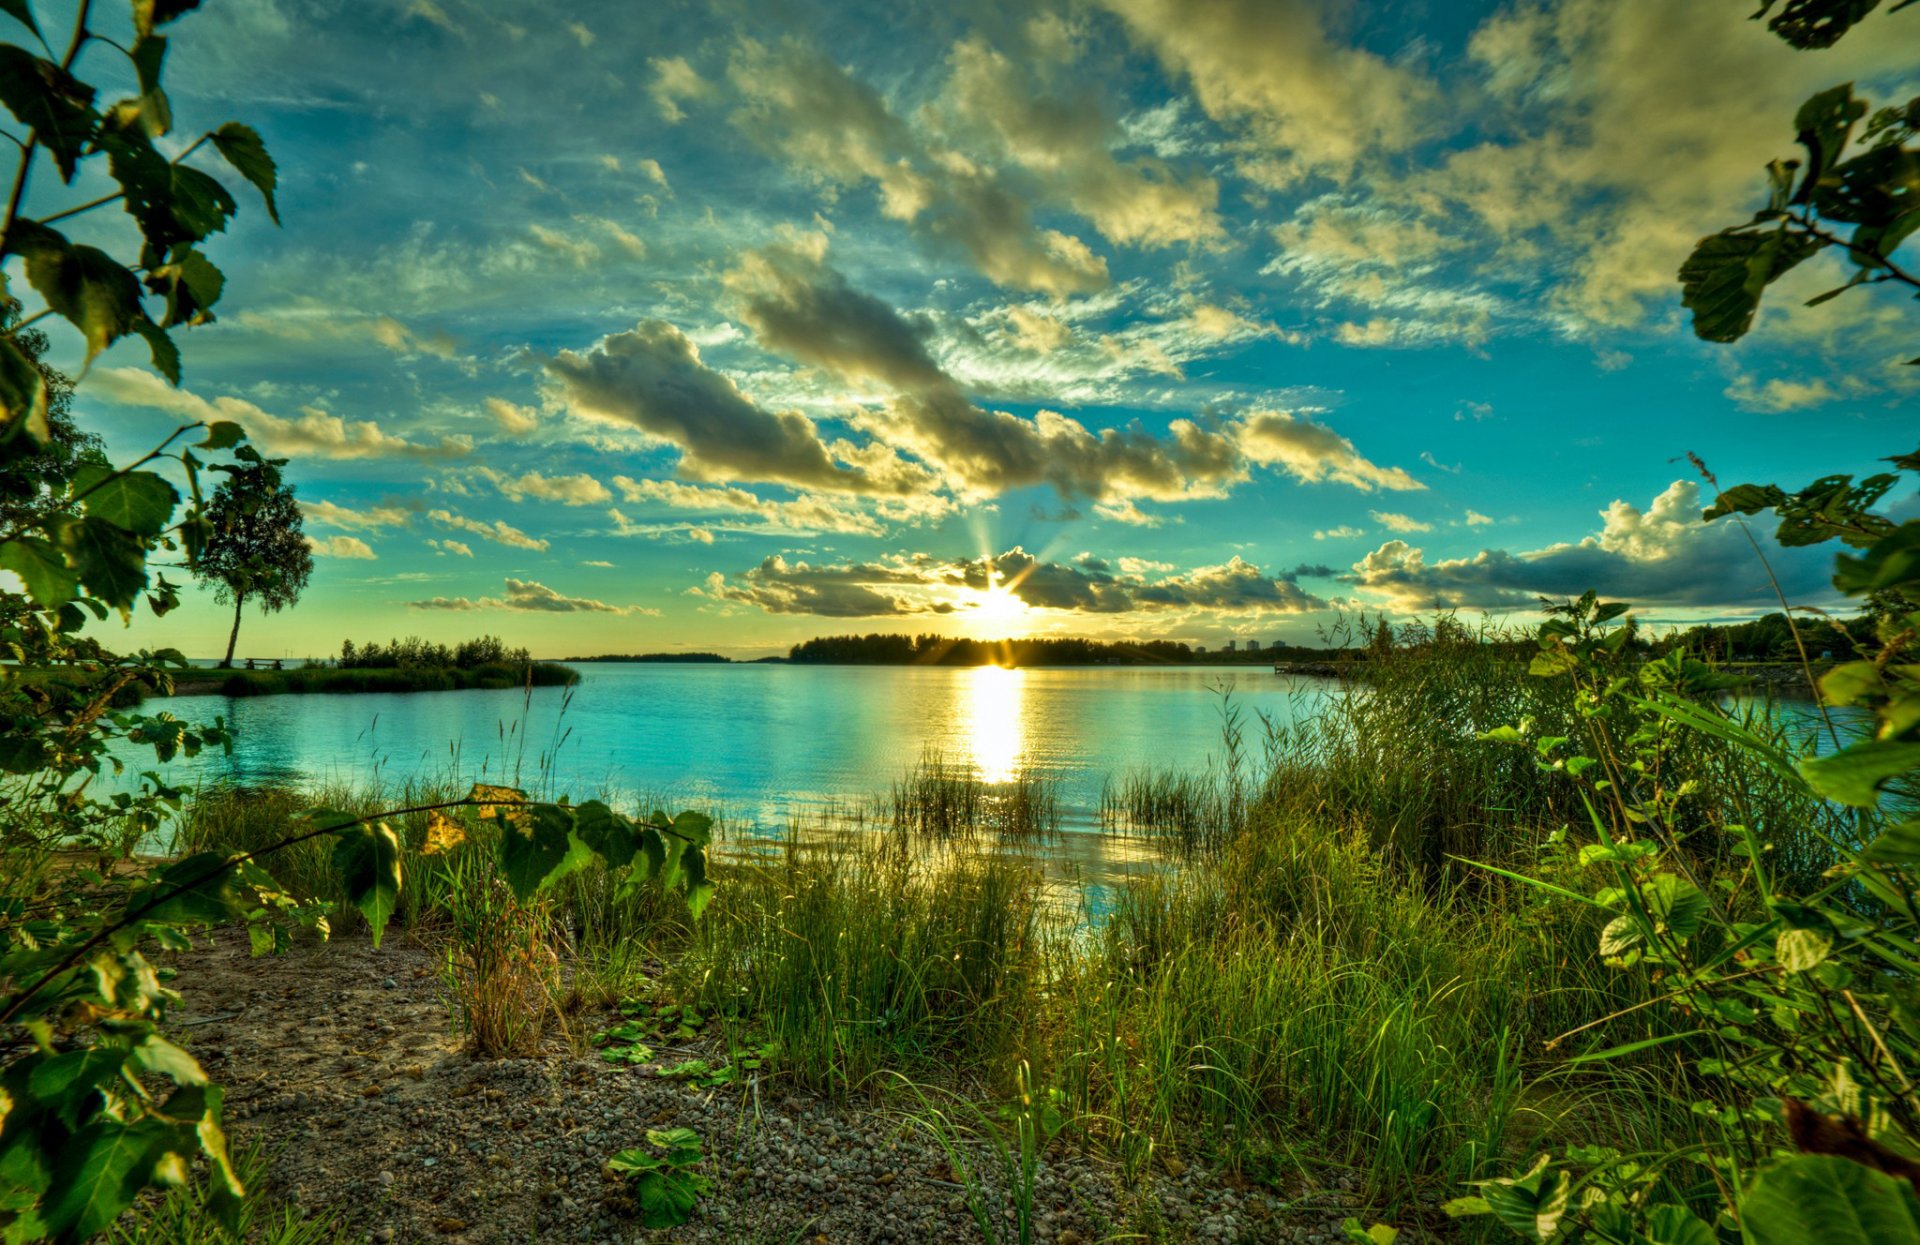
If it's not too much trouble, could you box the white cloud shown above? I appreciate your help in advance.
[309,535,375,559]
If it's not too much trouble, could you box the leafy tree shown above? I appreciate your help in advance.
[0,298,100,533]
[193,448,312,667]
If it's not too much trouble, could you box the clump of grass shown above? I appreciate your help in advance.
[1100,769,1237,855]
[427,849,565,1056]
[664,833,1044,1092]
[886,749,1058,841]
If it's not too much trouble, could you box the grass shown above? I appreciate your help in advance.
[153,630,1842,1227]
[105,1142,364,1245]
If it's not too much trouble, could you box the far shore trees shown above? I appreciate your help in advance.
[195,449,314,667]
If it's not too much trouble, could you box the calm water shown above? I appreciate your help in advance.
[136,664,1335,869]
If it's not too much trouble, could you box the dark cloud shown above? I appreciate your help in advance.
[545,320,926,496]
[698,546,1327,618]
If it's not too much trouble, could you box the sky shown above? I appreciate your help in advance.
[24,0,1920,658]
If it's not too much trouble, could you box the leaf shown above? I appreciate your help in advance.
[1341,1220,1398,1245]
[0,333,50,444]
[1863,819,1920,864]
[164,164,237,239]
[133,851,245,926]
[1755,0,1885,49]
[131,317,180,384]
[1835,521,1920,597]
[421,809,465,855]
[0,45,96,181]
[0,536,77,606]
[7,224,146,364]
[131,0,204,40]
[332,822,403,947]
[468,783,527,815]
[1740,1153,1920,1245]
[57,515,148,612]
[496,803,574,902]
[681,846,713,920]
[1777,927,1834,972]
[1799,739,1920,806]
[41,1118,194,1241]
[1794,82,1868,183]
[211,122,278,224]
[573,801,636,870]
[74,466,178,536]
[1643,1204,1716,1245]
[1440,1196,1491,1218]
[1678,226,1823,343]
[199,420,245,450]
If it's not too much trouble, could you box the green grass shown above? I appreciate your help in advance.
[106,1143,365,1245]
[886,749,1059,841]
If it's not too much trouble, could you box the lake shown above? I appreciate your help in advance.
[138,663,1336,874]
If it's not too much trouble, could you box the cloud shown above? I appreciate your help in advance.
[303,499,412,532]
[485,397,540,435]
[610,476,911,537]
[723,240,1417,505]
[1314,525,1365,540]
[1236,411,1422,492]
[649,55,713,123]
[696,546,1328,618]
[1346,481,1837,611]
[545,319,927,495]
[1096,0,1438,185]
[1725,375,1839,413]
[89,370,471,461]
[408,577,656,615]
[1465,510,1494,526]
[309,535,375,559]
[427,508,551,551]
[725,37,1110,294]
[1370,511,1433,533]
[479,468,614,506]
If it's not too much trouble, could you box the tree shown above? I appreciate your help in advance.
[0,299,102,534]
[194,448,312,666]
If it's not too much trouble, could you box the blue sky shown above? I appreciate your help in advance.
[32,0,1920,657]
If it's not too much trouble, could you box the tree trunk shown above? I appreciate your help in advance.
[220,594,246,668]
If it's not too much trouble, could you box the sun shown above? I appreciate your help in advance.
[965,582,1030,631]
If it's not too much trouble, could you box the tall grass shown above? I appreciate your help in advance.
[886,749,1059,841]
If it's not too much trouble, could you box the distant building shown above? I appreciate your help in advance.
[1224,640,1238,652]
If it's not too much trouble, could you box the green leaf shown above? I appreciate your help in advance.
[165,164,237,239]
[1863,819,1920,864]
[57,515,148,612]
[1439,1196,1490,1218]
[681,846,713,920]
[573,800,637,870]
[1678,225,1823,343]
[1794,82,1868,182]
[130,317,180,384]
[41,1118,194,1241]
[0,333,50,444]
[1835,521,1920,597]
[496,804,575,902]
[1799,739,1920,807]
[133,851,245,926]
[1644,1204,1716,1245]
[1755,0,1885,50]
[1776,927,1833,972]
[0,536,77,606]
[0,45,95,181]
[1740,1153,1920,1245]
[74,466,178,537]
[7,224,146,364]
[332,822,402,947]
[211,122,278,224]
[199,420,245,450]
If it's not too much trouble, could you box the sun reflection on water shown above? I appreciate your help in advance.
[962,664,1026,783]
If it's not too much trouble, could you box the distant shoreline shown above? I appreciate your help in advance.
[161,662,579,699]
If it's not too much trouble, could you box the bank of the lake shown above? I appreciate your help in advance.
[164,660,579,698]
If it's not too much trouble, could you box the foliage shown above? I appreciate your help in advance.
[0,298,96,533]
[605,1128,713,1230]
[339,634,533,671]
[105,1140,363,1245]
[193,449,312,667]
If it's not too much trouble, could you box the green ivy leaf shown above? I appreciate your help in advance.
[211,122,278,224]
[1776,927,1833,972]
[199,420,245,450]
[41,1117,194,1241]
[332,822,402,947]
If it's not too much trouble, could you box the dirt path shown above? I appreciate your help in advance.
[167,929,1370,1244]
